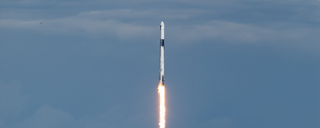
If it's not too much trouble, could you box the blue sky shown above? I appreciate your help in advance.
[0,0,319,128]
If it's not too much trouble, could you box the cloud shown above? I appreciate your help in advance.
[15,105,79,128]
[1,0,320,54]
[13,104,122,128]
[0,18,156,41]
[1,7,320,45]
[0,81,30,126]
[0,13,317,45]
[10,102,155,128]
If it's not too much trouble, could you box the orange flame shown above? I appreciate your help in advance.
[158,83,166,128]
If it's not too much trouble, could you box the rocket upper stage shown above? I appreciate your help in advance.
[160,21,164,47]
[160,21,164,40]
[159,21,165,86]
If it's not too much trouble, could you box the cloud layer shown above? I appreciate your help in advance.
[1,2,320,45]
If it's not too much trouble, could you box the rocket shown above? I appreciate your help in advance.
[159,21,165,86]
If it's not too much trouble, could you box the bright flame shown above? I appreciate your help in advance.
[158,83,166,128]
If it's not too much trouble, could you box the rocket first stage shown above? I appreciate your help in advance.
[159,21,165,86]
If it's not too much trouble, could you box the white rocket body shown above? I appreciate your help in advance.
[159,21,165,86]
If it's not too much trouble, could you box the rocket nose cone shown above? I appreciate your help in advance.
[160,21,164,26]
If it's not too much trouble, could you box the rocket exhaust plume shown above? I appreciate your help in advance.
[158,21,166,128]
[158,84,165,128]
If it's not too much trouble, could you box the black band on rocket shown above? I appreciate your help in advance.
[161,39,164,46]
